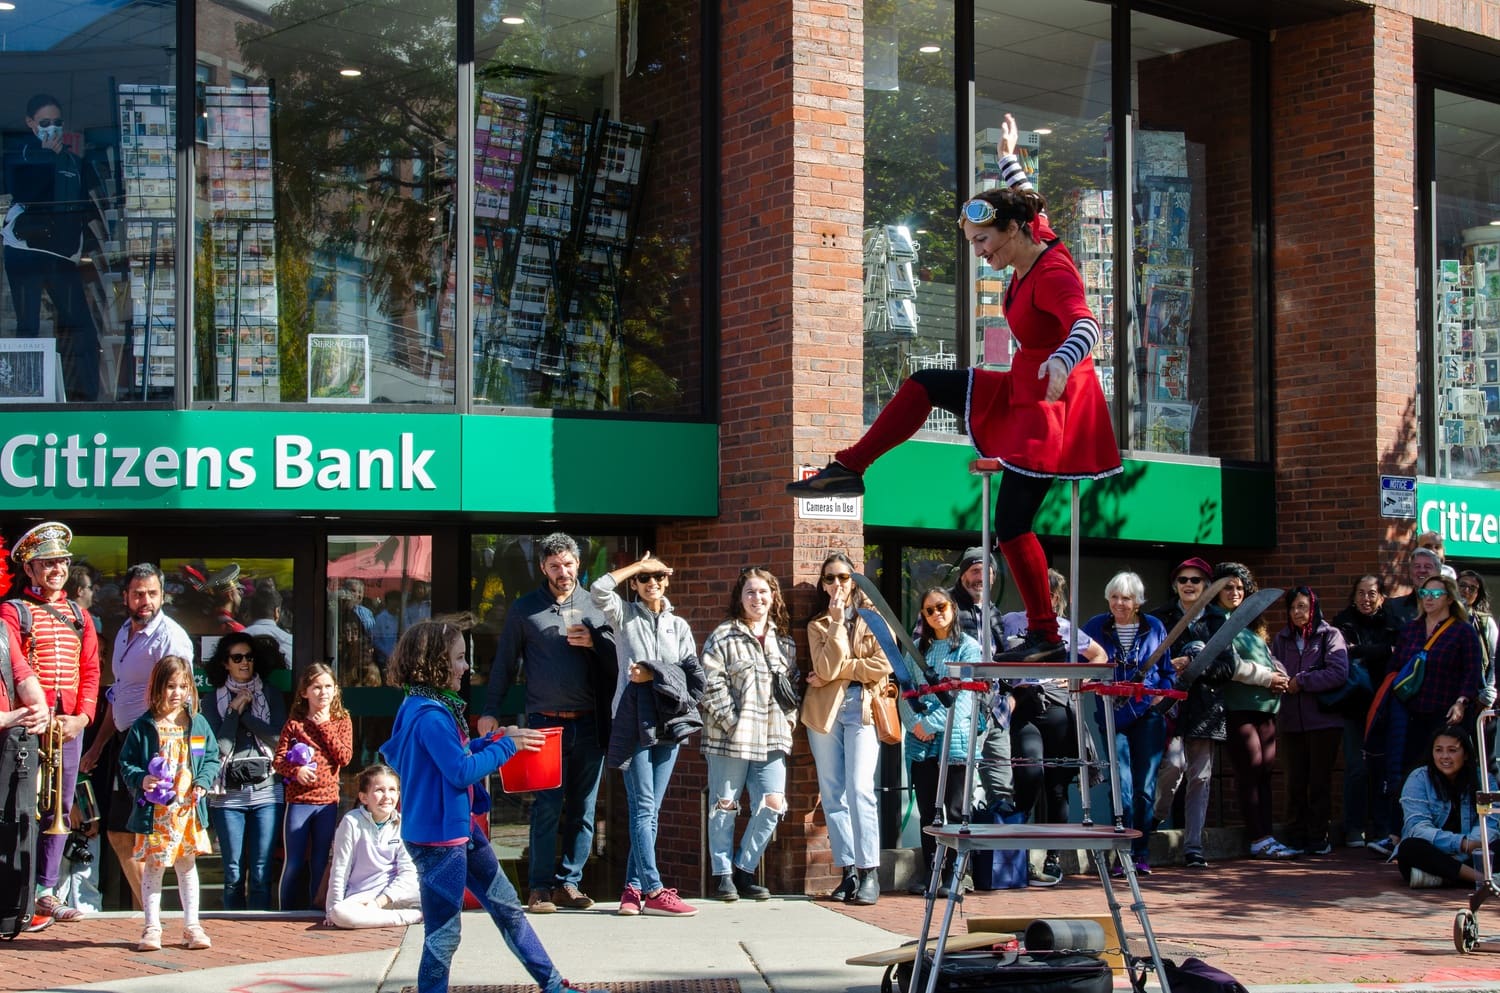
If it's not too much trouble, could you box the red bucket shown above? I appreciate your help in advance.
[498,726,563,793]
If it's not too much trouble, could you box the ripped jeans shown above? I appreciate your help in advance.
[705,750,787,877]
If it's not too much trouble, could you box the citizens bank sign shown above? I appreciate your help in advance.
[1418,481,1500,559]
[0,412,456,512]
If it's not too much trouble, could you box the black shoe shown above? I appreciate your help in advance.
[713,874,740,902]
[786,461,865,497]
[1030,852,1062,886]
[732,866,770,901]
[1184,851,1209,869]
[995,630,1068,662]
[831,868,859,902]
[847,866,880,906]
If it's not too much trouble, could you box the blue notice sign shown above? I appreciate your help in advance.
[1380,475,1416,519]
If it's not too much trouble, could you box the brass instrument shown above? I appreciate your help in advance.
[37,713,69,836]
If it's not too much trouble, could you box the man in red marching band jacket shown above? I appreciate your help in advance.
[0,522,100,924]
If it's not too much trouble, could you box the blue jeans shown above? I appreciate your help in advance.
[210,801,280,910]
[620,741,680,894]
[280,801,338,910]
[706,750,787,877]
[1115,713,1166,859]
[406,828,561,993]
[805,684,881,869]
[526,714,605,890]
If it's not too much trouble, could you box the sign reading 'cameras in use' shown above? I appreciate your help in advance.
[794,465,861,520]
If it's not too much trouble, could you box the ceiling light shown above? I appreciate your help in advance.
[339,68,362,77]
[502,15,524,25]
[918,45,940,54]
[1034,128,1053,135]
[0,4,16,11]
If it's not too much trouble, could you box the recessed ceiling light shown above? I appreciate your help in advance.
[918,45,940,54]
[340,68,362,77]
[1034,128,1053,135]
[502,15,524,25]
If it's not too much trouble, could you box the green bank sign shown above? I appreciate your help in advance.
[1418,481,1500,559]
[0,411,718,516]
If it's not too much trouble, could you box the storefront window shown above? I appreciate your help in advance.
[471,1,703,414]
[194,0,457,405]
[1431,90,1500,480]
[864,0,957,428]
[972,0,1113,396]
[0,0,177,404]
[1129,13,1254,459]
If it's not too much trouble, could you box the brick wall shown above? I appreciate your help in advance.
[653,0,866,897]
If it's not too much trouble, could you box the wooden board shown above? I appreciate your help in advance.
[846,931,1014,967]
[968,915,1125,974]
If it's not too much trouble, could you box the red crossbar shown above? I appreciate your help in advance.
[1080,682,1187,701]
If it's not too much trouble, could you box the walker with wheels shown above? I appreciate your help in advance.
[1453,707,1500,954]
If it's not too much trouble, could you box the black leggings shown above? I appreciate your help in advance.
[1396,835,1498,885]
[912,368,1054,542]
[1010,691,1078,824]
[910,756,967,873]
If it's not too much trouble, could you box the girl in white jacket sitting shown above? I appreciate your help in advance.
[325,764,422,928]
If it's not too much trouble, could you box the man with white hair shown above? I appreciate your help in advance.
[1385,546,1442,628]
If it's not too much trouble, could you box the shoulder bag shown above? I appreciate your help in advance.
[1315,631,1371,713]
[1392,617,1453,703]
[869,677,903,745]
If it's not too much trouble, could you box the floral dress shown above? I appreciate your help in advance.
[133,717,212,865]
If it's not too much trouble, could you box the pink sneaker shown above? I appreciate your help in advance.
[643,887,698,917]
[617,885,642,916]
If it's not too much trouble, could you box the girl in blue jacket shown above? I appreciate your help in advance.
[381,620,600,993]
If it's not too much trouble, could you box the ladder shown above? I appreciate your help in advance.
[907,460,1173,993]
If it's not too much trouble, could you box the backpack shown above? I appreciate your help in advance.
[0,635,38,940]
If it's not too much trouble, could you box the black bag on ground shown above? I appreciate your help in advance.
[0,643,38,940]
[887,952,1112,993]
[1158,957,1248,993]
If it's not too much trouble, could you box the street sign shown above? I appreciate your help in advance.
[794,464,861,520]
[1380,475,1416,519]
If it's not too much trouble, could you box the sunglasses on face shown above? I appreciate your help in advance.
[636,572,668,583]
[1417,588,1447,600]
[922,603,952,617]
[227,652,253,663]
[821,572,853,585]
[960,198,997,225]
[34,118,63,129]
[1175,576,1205,586]
[1458,583,1479,593]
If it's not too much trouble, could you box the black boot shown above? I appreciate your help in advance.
[995,629,1067,662]
[847,866,881,906]
[713,874,740,902]
[733,865,770,901]
[831,866,859,902]
[785,460,865,496]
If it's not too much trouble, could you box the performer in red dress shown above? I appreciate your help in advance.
[789,114,1122,661]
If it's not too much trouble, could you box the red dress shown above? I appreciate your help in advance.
[967,226,1121,480]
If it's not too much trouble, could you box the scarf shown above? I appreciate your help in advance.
[407,683,467,734]
[218,674,270,725]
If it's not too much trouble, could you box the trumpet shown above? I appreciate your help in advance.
[37,715,69,836]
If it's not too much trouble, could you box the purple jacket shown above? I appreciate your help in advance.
[1270,619,1348,733]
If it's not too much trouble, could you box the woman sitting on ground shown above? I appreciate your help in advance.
[1396,724,1499,888]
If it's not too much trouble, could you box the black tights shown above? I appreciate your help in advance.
[1010,693,1078,823]
[911,368,1053,543]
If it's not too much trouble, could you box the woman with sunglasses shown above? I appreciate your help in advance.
[1455,571,1498,713]
[789,113,1120,665]
[201,632,287,910]
[803,552,893,906]
[1149,557,1215,867]
[902,587,982,897]
[1332,575,1399,851]
[591,552,704,918]
[699,568,798,902]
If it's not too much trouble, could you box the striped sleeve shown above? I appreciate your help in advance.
[1049,317,1100,374]
[997,153,1033,191]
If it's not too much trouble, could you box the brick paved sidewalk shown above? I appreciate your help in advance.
[2,914,402,993]
[832,848,1500,987]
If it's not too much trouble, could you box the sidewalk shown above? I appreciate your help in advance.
[16,849,1500,993]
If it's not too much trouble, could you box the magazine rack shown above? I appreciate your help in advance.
[906,459,1173,993]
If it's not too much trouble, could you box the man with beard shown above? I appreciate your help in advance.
[79,562,192,907]
[479,533,615,915]
[1,522,100,924]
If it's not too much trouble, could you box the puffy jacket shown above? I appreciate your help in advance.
[900,634,983,763]
[1271,620,1348,734]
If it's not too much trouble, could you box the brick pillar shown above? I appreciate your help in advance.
[1261,8,1418,600]
[654,0,865,897]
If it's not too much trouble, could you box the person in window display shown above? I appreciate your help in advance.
[2,94,101,402]
[789,112,1121,662]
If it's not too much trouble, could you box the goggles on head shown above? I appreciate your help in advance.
[960,198,998,225]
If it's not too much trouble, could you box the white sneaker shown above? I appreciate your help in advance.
[1409,867,1444,889]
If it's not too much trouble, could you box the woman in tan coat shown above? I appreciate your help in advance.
[804,552,893,906]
